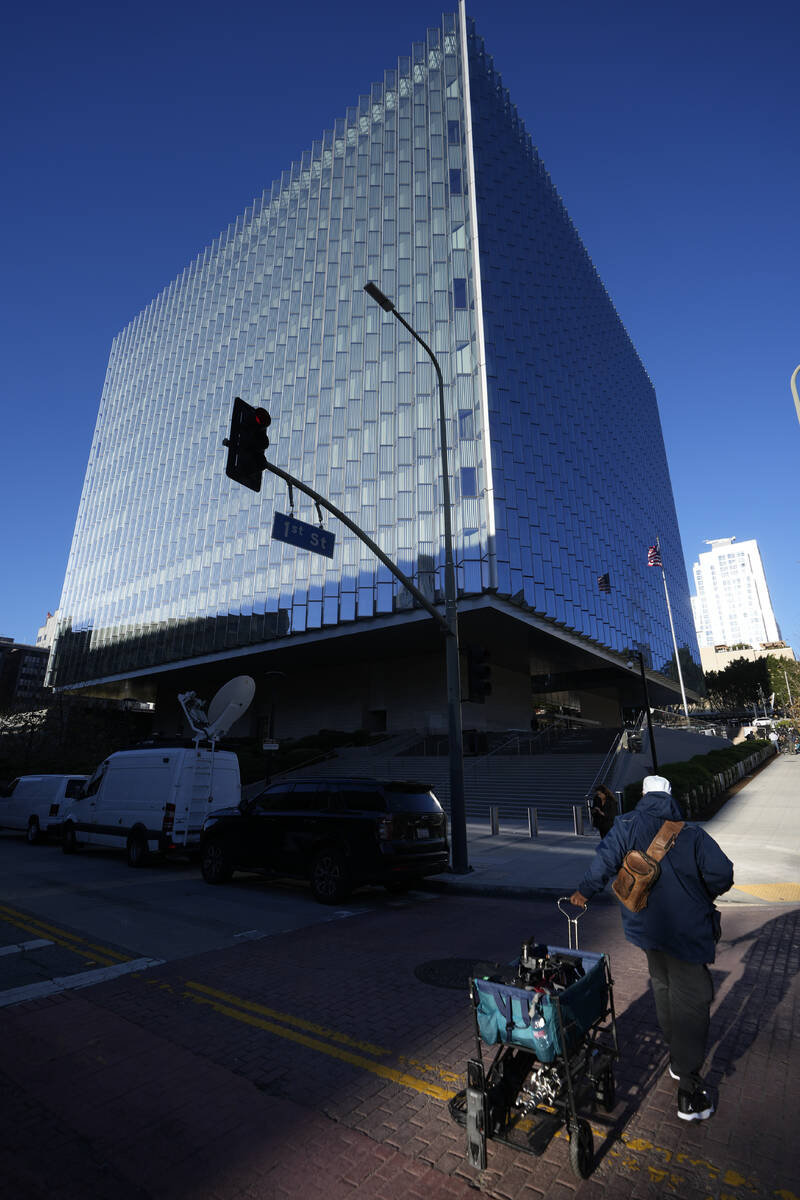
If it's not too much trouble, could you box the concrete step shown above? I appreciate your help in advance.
[283,751,606,820]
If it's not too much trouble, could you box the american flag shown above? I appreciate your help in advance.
[647,544,663,568]
[597,573,611,593]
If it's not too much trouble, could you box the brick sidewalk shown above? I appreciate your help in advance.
[3,894,799,1199]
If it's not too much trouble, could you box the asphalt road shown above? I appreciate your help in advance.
[0,831,407,1003]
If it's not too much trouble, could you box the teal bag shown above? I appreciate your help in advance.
[473,950,607,1064]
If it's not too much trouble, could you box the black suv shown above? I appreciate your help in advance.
[199,777,449,903]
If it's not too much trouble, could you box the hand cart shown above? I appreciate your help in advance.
[448,898,618,1179]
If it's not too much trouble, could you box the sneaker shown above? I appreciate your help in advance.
[668,1064,680,1081]
[677,1086,715,1122]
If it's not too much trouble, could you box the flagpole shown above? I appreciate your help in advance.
[656,536,690,723]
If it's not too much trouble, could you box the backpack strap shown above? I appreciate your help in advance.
[645,820,685,861]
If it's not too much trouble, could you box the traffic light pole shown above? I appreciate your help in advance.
[636,652,659,774]
[261,460,448,634]
[261,457,469,873]
[407,327,467,871]
[364,286,468,877]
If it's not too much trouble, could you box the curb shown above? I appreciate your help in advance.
[419,878,617,903]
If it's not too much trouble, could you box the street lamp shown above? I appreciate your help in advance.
[364,281,469,874]
[627,651,659,774]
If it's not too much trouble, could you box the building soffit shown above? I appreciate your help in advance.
[52,594,694,707]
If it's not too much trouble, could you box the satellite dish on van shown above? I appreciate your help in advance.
[206,675,256,740]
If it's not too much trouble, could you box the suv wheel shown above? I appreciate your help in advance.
[126,831,149,868]
[201,838,234,884]
[26,819,41,845]
[311,847,351,905]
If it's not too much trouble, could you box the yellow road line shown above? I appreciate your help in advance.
[185,980,461,1085]
[0,903,130,966]
[182,979,799,1200]
[185,980,391,1057]
[185,988,453,1101]
[617,1135,800,1200]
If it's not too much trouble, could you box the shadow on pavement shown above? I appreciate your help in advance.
[707,908,800,1085]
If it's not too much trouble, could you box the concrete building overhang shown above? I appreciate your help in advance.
[54,595,697,717]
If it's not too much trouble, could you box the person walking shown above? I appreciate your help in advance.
[569,774,733,1122]
[588,784,618,838]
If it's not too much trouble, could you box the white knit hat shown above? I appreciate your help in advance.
[642,775,672,795]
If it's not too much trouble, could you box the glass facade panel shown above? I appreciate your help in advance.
[465,17,697,672]
[50,8,697,690]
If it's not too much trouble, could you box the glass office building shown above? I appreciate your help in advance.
[50,5,698,720]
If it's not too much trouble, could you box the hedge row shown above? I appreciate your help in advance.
[622,740,776,819]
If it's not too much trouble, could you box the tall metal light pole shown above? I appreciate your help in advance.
[628,651,659,774]
[783,667,794,708]
[791,365,800,427]
[364,281,469,874]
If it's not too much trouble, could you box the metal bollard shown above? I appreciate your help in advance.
[572,804,585,836]
[527,807,539,838]
[489,805,500,835]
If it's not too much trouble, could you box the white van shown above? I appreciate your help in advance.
[0,775,89,843]
[60,747,241,866]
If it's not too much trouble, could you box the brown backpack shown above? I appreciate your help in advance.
[612,820,684,912]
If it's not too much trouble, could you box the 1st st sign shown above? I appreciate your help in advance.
[271,512,336,559]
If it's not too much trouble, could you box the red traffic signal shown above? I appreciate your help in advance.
[223,396,271,492]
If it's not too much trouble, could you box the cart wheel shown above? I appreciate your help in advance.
[595,1066,615,1112]
[568,1118,593,1179]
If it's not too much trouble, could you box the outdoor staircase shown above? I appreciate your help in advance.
[271,729,616,821]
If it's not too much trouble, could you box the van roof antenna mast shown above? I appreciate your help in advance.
[177,690,210,750]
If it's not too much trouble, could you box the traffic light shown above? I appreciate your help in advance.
[466,645,492,703]
[223,396,271,492]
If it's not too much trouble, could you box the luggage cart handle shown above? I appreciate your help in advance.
[557,896,588,951]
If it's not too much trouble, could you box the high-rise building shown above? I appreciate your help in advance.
[691,537,781,651]
[49,5,698,735]
[0,638,50,709]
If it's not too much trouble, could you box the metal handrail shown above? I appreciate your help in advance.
[405,726,562,758]
[583,711,645,805]
[482,726,561,758]
[584,730,624,800]
[648,707,721,732]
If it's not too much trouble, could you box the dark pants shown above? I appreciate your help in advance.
[645,948,714,1091]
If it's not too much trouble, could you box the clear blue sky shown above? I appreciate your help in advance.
[2,0,798,653]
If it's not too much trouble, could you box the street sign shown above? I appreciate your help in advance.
[271,512,335,559]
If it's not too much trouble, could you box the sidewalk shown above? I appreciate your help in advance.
[429,752,800,904]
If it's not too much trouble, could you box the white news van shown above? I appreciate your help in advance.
[0,775,89,843]
[60,746,241,865]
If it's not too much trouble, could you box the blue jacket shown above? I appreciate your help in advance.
[577,791,734,963]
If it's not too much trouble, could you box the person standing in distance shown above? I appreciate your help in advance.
[570,775,733,1122]
[589,784,618,838]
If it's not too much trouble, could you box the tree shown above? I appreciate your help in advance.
[703,656,772,711]
[764,656,800,719]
